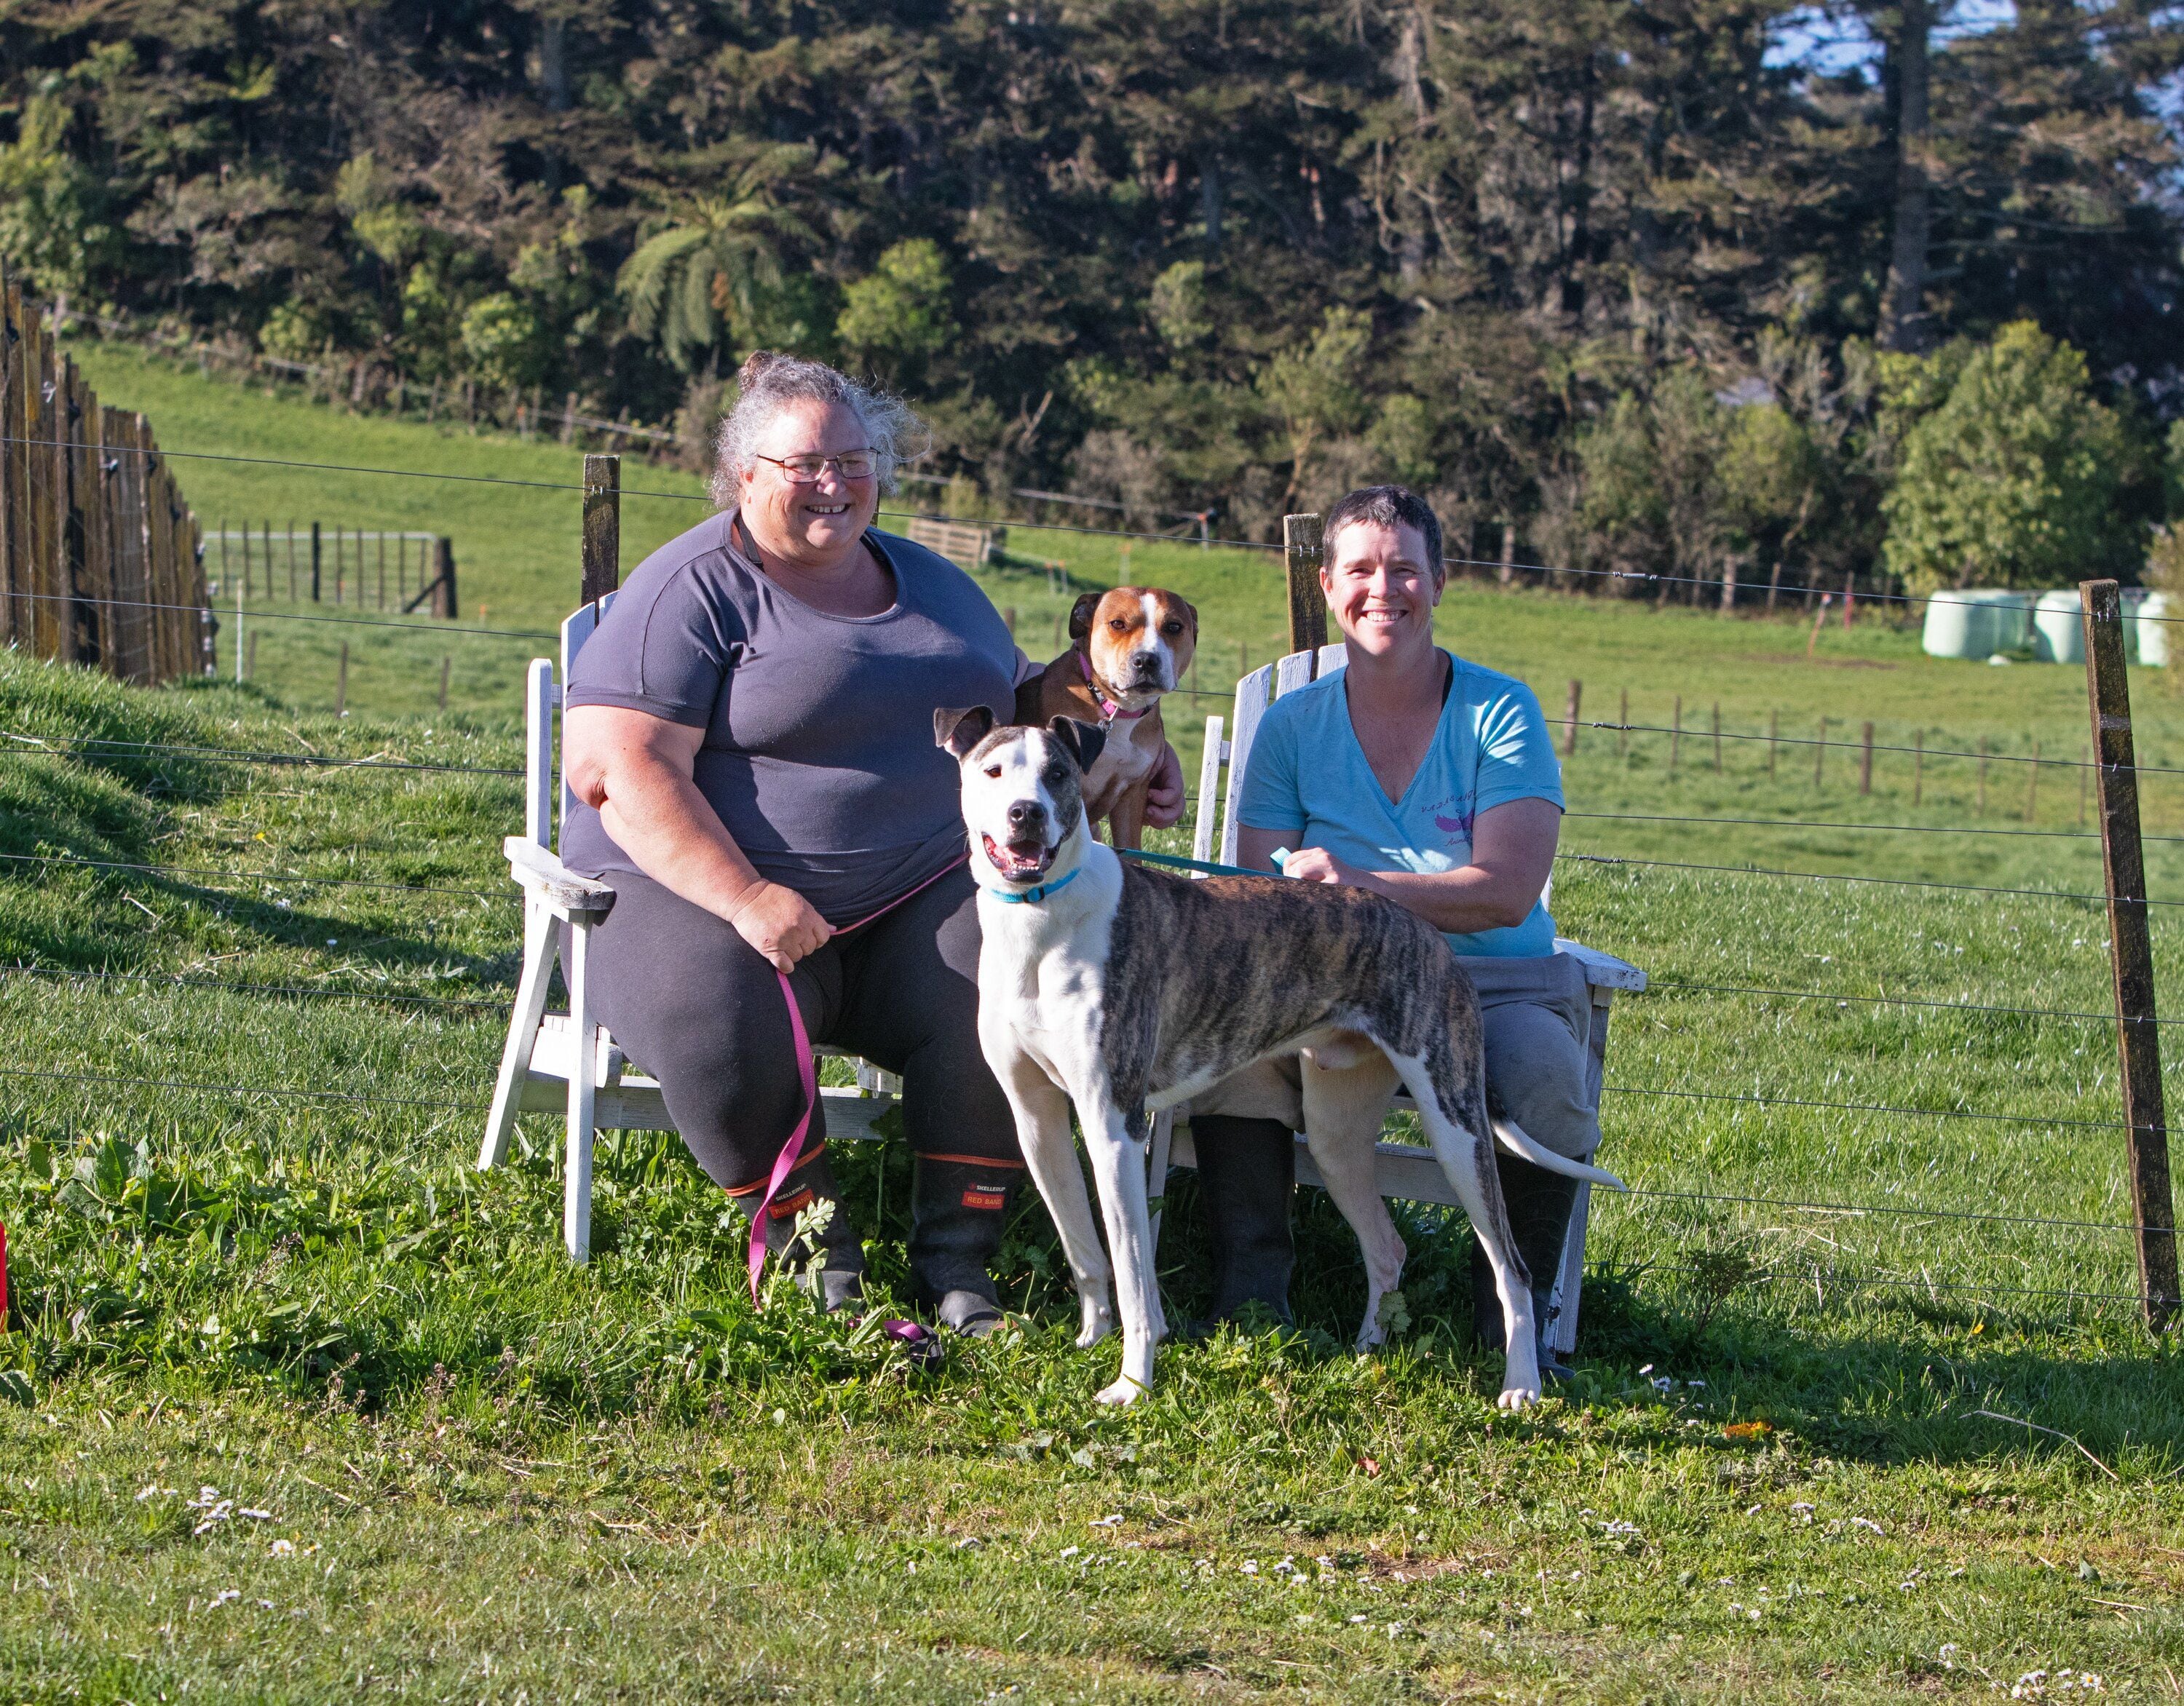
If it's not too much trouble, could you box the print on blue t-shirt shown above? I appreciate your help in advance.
[1235,651,1564,957]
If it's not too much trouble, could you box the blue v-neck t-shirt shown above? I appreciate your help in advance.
[1235,650,1564,957]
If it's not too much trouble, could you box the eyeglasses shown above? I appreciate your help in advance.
[753,450,877,483]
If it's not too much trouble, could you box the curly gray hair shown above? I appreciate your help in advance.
[710,352,927,507]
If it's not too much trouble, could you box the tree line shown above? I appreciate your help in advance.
[4,1,2183,596]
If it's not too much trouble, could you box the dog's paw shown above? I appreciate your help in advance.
[1353,1317,1387,1353]
[1496,1384,1540,1413]
[1095,1375,1147,1407]
[1076,1299,1115,1349]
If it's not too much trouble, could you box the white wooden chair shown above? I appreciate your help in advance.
[476,592,905,1261]
[1147,644,1646,1357]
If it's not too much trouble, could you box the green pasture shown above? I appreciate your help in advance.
[4,345,2183,1699]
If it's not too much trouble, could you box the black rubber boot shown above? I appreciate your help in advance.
[1190,1115,1297,1330]
[1470,1154,1581,1381]
[908,1154,1021,1335]
[748,1150,866,1312]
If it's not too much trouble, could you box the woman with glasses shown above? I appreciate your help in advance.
[560,352,1183,1333]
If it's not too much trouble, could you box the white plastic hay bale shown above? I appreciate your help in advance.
[2031,589,2084,664]
[2141,590,2174,668]
[1921,589,2031,660]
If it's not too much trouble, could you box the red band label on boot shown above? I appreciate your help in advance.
[768,1187,816,1221]
[962,1189,1007,1212]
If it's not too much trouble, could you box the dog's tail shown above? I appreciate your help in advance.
[1490,1116,1627,1191]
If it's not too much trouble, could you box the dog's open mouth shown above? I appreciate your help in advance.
[983,834,1056,883]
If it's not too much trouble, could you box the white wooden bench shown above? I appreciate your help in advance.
[1149,643,1645,1357]
[478,614,1641,1357]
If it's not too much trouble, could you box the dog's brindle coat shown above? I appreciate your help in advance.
[940,707,1618,1409]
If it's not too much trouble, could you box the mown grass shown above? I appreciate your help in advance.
[4,349,2184,1699]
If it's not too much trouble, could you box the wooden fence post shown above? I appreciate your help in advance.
[1282,513,1326,666]
[1563,680,1580,755]
[1860,721,1874,795]
[1712,702,1723,772]
[82,393,114,668]
[0,263,20,652]
[1813,718,1826,790]
[56,355,89,664]
[110,410,151,682]
[2081,577,2179,1330]
[583,453,621,607]
[335,640,348,716]
[439,655,451,712]
[310,520,322,602]
[1768,708,1779,777]
[21,292,57,659]
[432,538,458,619]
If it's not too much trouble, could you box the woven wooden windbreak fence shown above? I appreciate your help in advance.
[0,264,211,684]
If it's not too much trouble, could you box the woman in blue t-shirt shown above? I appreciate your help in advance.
[1192,485,1602,1378]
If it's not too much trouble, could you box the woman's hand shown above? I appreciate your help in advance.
[1280,846,1368,889]
[1144,742,1186,829]
[725,878,834,973]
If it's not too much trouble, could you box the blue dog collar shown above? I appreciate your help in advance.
[984,867,1080,905]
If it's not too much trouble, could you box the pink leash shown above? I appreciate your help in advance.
[745,854,970,1301]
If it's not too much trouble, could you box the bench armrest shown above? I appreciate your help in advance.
[505,836,617,922]
[1554,936,1647,993]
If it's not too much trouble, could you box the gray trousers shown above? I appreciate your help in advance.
[1187,950,1601,1159]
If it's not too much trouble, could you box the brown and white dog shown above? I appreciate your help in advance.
[1016,587,1197,849]
[938,707,1624,1410]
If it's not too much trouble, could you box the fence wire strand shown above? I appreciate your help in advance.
[1560,849,2156,906]
[0,732,523,777]
[0,849,509,897]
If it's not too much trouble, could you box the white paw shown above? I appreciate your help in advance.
[1497,1384,1540,1413]
[1077,1301,1115,1349]
[1095,1376,1147,1407]
[1354,1317,1387,1353]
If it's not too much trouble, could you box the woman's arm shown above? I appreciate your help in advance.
[564,704,831,973]
[1236,797,1561,935]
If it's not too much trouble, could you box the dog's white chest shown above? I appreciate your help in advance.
[1083,713,1160,804]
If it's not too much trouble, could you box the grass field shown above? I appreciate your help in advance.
[5,341,2184,1699]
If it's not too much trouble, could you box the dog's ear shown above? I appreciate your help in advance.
[1046,715,1107,777]
[934,705,996,759]
[1068,591,1104,643]
[1175,595,1199,638]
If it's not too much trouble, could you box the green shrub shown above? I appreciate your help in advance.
[1881,320,2133,593]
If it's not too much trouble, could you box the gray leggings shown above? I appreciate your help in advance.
[585,863,1021,1191]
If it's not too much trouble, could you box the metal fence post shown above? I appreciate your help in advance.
[2081,576,2179,1330]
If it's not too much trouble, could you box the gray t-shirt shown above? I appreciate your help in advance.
[561,511,1016,922]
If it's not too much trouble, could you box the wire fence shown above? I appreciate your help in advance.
[0,419,2172,1329]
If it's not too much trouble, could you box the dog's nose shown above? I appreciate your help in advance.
[1128,650,1163,677]
[1007,799,1046,833]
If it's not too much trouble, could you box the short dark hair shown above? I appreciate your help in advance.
[1323,485,1444,582]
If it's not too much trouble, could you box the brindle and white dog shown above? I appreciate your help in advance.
[938,707,1623,1411]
